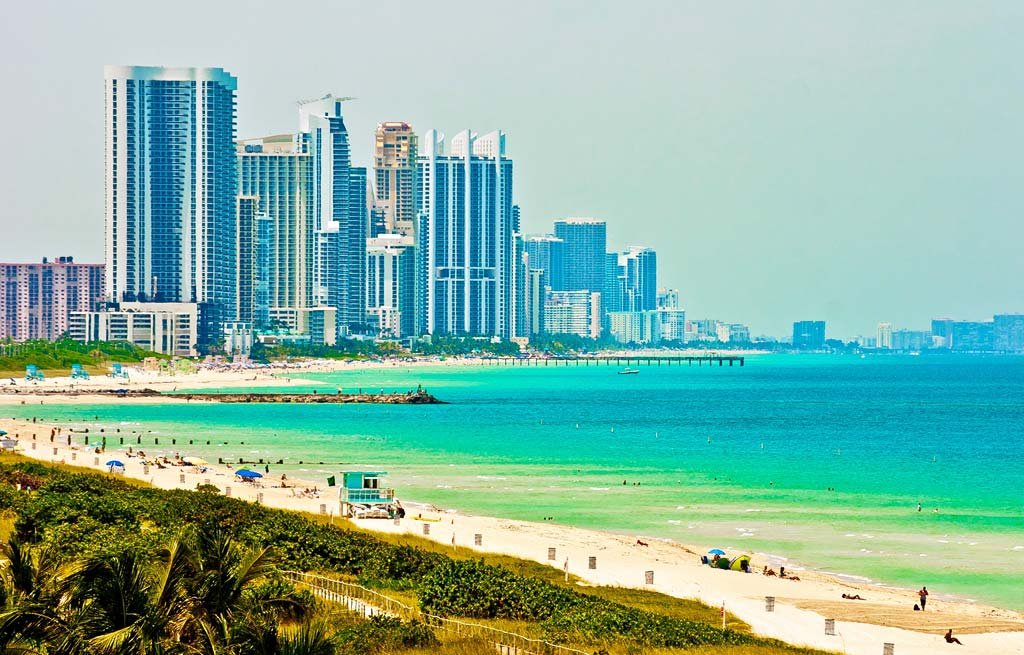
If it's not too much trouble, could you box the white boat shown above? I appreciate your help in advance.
[618,368,640,375]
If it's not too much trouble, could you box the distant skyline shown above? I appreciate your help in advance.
[1,1,1022,338]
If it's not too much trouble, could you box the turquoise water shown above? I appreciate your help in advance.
[19,355,1024,610]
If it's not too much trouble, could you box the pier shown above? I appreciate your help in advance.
[478,355,745,367]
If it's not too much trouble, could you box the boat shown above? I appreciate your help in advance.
[618,368,640,375]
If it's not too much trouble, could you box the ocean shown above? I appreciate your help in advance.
[21,354,1024,610]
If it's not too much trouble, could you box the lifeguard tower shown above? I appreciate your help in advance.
[338,471,396,519]
[111,363,129,379]
[70,364,90,380]
[25,365,44,381]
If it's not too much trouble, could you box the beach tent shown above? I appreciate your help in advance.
[0,430,7,437]
[729,555,752,572]
[235,469,262,479]
[714,557,732,569]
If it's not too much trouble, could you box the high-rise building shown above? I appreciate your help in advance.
[603,253,625,314]
[237,134,315,321]
[235,196,273,328]
[523,268,545,336]
[0,258,104,341]
[553,219,606,293]
[994,314,1024,352]
[522,235,565,291]
[299,95,368,337]
[366,235,416,338]
[416,130,515,338]
[373,122,418,237]
[608,311,661,345]
[658,288,681,310]
[238,96,367,338]
[931,317,954,348]
[104,66,238,344]
[876,322,893,349]
[620,247,657,311]
[657,308,687,342]
[891,329,930,351]
[792,320,826,349]
[544,291,601,339]
[951,321,995,351]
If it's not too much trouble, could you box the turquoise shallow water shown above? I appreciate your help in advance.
[18,355,1024,610]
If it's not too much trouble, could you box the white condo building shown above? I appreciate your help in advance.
[416,130,516,338]
[103,66,238,344]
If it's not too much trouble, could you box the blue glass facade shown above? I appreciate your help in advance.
[553,219,606,293]
[105,66,237,347]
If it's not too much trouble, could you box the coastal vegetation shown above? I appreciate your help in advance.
[0,338,164,377]
[0,458,830,654]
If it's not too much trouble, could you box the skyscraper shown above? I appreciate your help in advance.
[522,235,565,292]
[299,95,367,337]
[237,134,315,321]
[366,234,415,338]
[553,218,606,293]
[104,65,237,344]
[792,320,826,349]
[620,247,657,311]
[876,322,893,349]
[373,122,418,237]
[603,253,625,314]
[238,96,366,338]
[416,130,515,338]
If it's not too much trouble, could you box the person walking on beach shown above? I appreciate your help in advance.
[918,586,929,610]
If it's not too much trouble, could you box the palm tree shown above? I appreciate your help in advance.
[0,529,322,655]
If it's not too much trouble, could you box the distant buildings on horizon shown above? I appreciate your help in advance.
[790,316,1024,353]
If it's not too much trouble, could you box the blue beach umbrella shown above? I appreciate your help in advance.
[0,430,7,436]
[235,469,263,479]
[106,460,124,467]
[708,548,726,556]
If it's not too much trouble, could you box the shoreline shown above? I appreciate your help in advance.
[2,412,1023,655]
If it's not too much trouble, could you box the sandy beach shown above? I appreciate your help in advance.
[2,391,1022,655]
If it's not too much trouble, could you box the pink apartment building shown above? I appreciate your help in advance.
[0,257,104,341]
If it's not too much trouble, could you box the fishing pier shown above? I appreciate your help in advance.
[479,354,745,367]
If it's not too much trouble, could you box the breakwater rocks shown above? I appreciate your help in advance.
[0,388,445,404]
[165,390,445,404]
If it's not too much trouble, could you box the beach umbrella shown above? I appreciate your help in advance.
[708,548,726,556]
[0,430,7,436]
[183,456,208,466]
[106,460,124,467]
[234,469,262,479]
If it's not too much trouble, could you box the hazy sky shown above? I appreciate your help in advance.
[2,1,1021,338]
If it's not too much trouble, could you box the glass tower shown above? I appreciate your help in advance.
[104,65,238,343]
[552,219,606,293]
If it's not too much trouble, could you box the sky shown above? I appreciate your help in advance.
[1,0,1021,339]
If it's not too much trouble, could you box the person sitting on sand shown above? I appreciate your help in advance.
[780,567,800,581]
[944,629,963,645]
[763,566,777,576]
[842,593,864,600]
[635,539,648,547]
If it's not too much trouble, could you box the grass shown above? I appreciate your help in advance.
[0,454,837,655]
